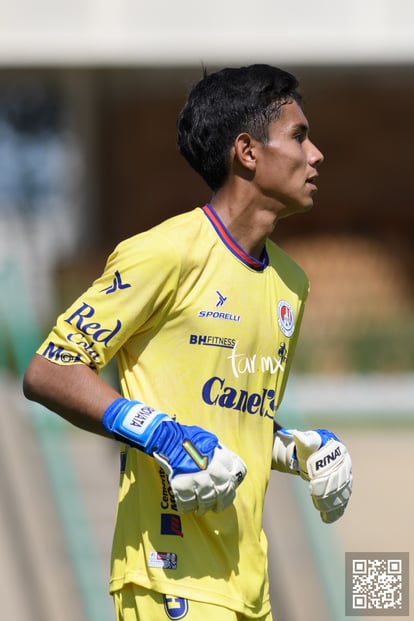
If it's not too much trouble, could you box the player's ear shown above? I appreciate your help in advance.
[233,132,258,173]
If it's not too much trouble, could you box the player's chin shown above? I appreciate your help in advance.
[297,193,316,214]
[279,200,313,220]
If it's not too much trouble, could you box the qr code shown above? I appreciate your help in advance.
[345,553,409,616]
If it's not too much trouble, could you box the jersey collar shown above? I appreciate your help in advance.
[202,203,269,271]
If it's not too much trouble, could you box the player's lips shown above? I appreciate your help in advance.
[306,174,319,191]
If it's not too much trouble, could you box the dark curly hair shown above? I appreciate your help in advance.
[177,64,302,192]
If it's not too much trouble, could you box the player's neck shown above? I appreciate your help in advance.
[210,189,278,260]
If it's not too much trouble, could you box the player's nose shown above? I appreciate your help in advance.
[309,141,324,166]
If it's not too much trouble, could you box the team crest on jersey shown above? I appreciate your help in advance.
[277,300,295,337]
[163,595,189,619]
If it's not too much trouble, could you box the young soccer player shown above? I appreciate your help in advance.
[23,64,352,621]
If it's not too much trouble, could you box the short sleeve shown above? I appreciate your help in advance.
[36,230,181,370]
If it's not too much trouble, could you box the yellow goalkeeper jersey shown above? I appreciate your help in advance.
[37,205,309,618]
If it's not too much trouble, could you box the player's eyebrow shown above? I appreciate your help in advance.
[291,122,309,135]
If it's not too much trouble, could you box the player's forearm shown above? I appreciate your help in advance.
[23,354,120,437]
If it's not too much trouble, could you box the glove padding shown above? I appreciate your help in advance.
[102,398,246,515]
[154,437,246,515]
[272,428,352,523]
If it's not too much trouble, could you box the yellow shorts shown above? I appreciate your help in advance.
[113,584,273,621]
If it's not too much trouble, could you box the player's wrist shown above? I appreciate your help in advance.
[102,397,170,452]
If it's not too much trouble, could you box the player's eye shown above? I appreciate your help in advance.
[293,131,306,144]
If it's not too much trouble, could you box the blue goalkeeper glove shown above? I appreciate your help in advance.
[272,427,352,523]
[102,398,246,515]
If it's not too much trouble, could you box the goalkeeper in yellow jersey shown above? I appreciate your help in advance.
[24,64,352,621]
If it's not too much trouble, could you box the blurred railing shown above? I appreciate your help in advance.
[0,259,113,621]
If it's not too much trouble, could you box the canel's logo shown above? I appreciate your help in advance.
[277,300,295,337]
[202,376,275,418]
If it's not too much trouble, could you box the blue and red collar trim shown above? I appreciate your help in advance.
[202,203,268,271]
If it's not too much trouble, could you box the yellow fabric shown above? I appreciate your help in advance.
[113,583,274,621]
[37,207,309,618]
[114,584,273,621]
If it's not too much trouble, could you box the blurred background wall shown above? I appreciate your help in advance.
[3,65,414,374]
[1,2,414,620]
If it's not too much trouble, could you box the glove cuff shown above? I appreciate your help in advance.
[271,428,300,474]
[102,397,169,451]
